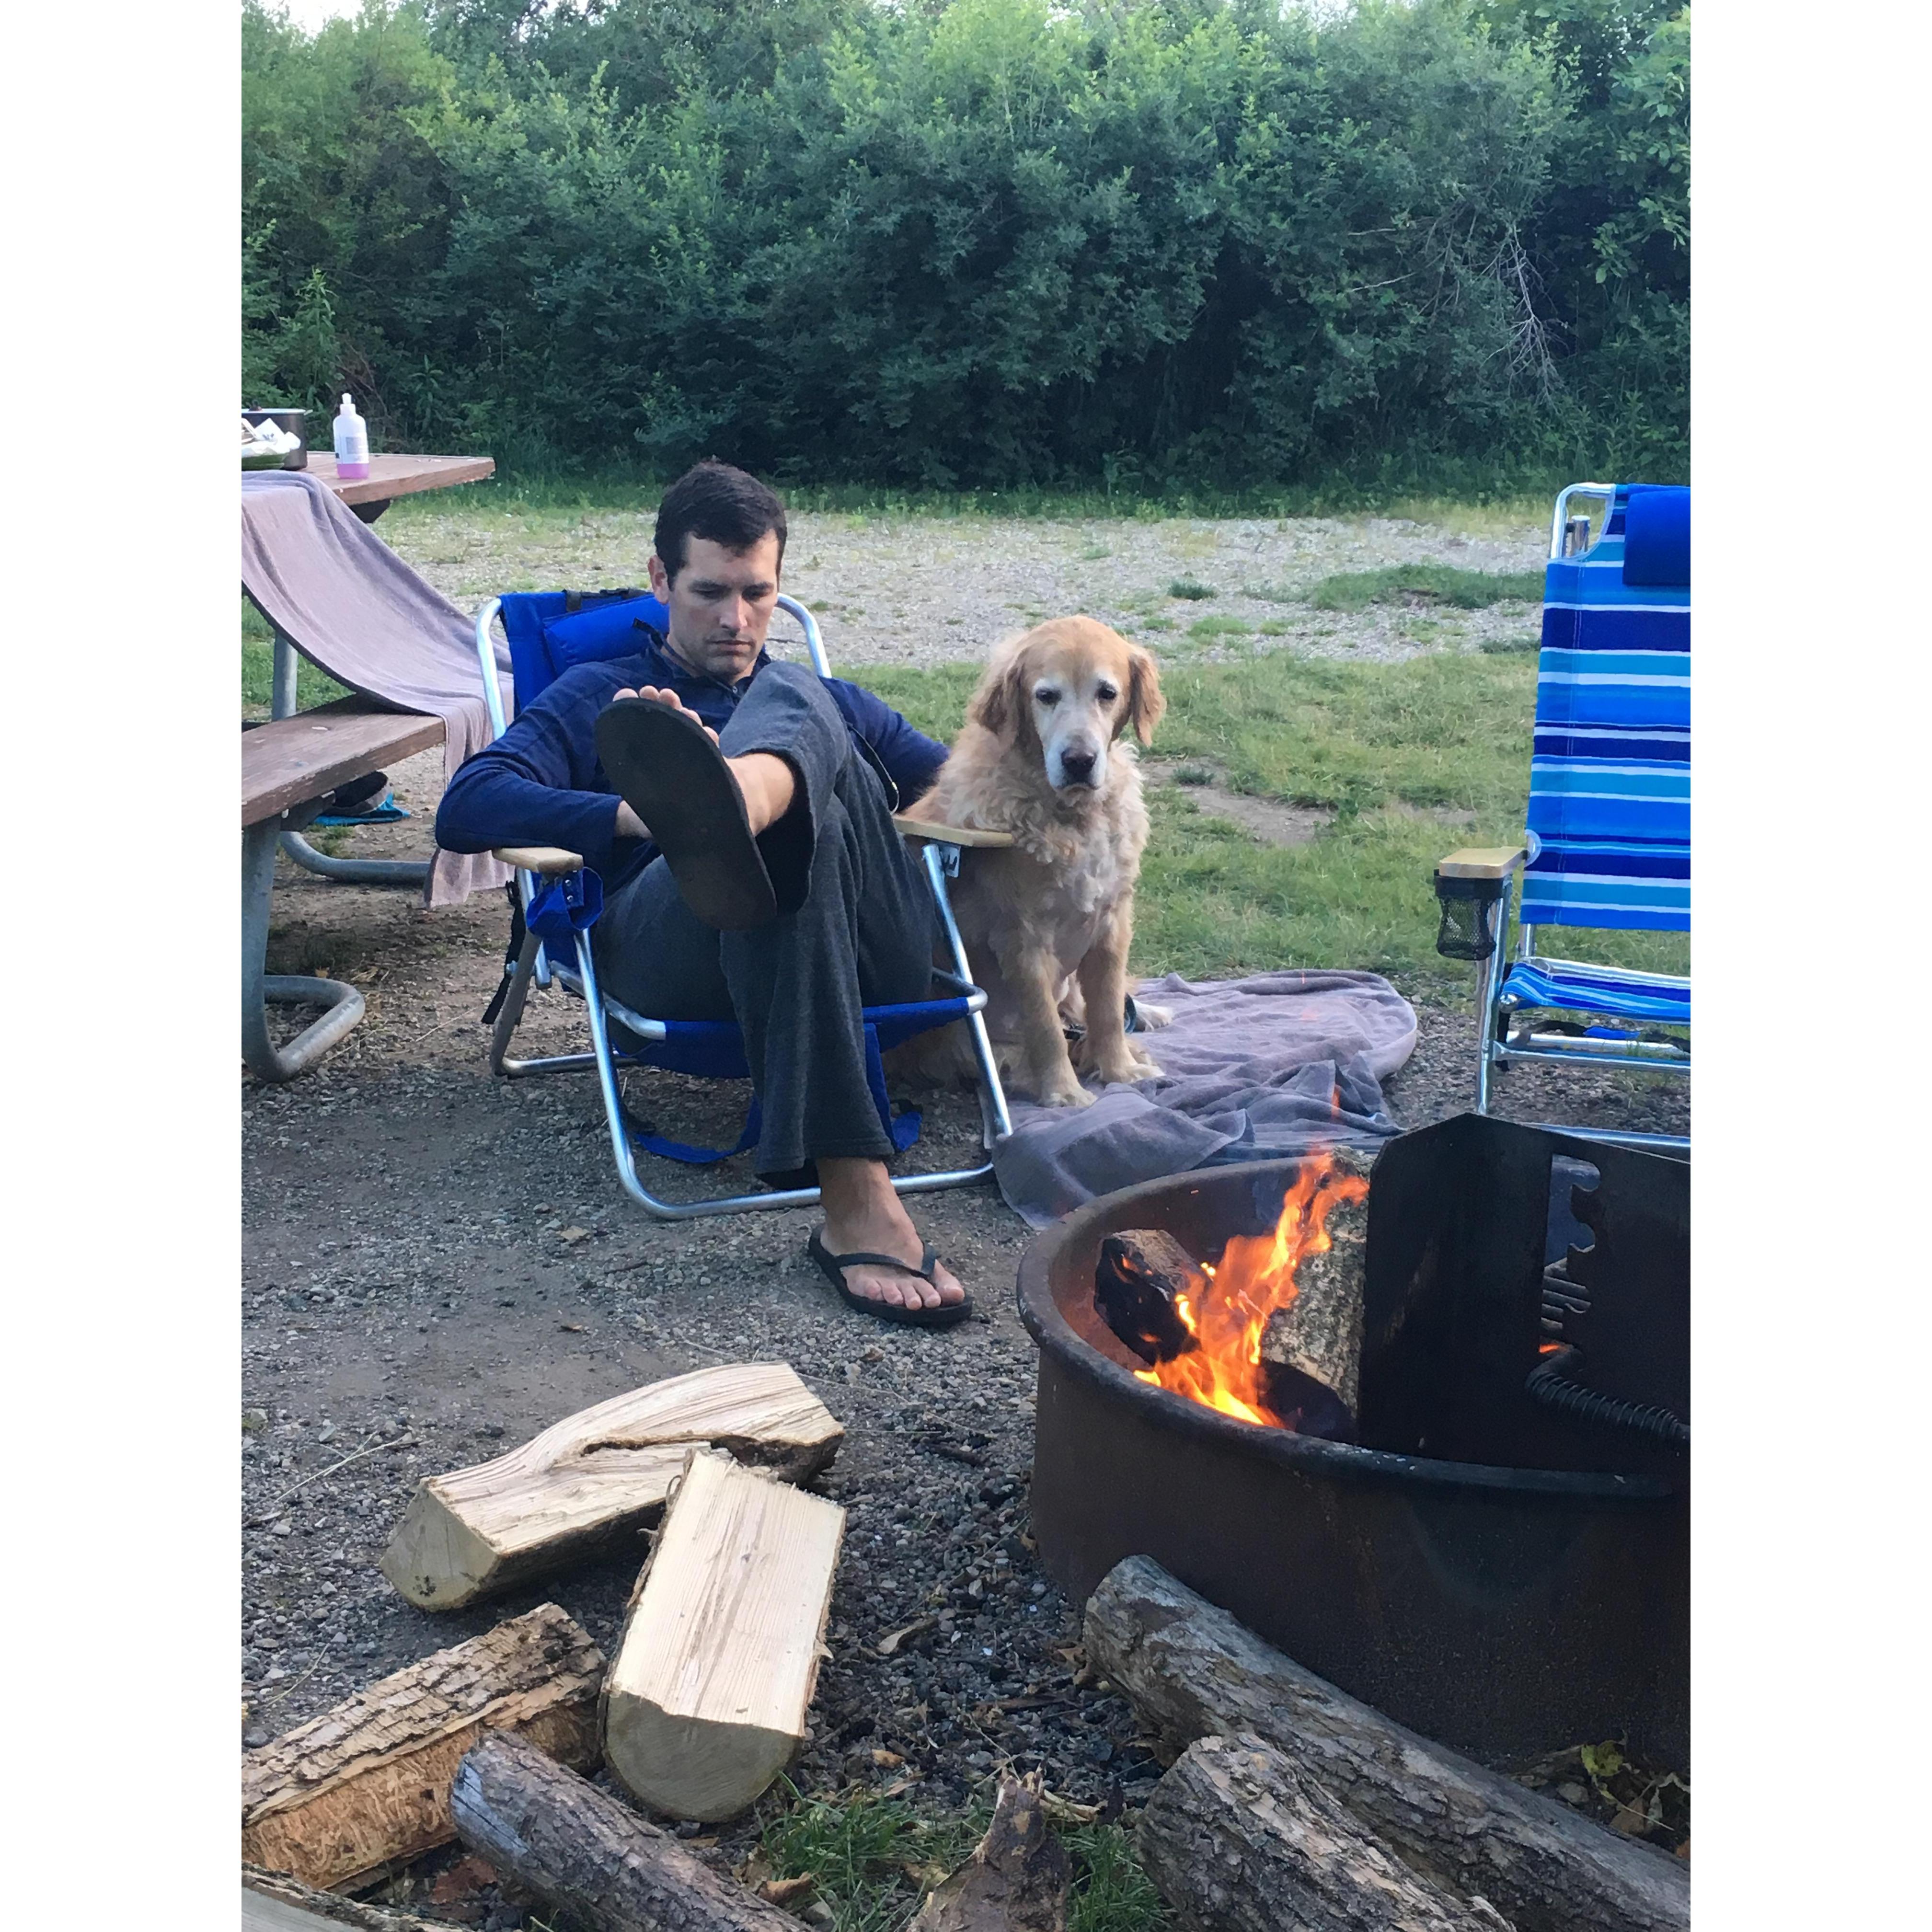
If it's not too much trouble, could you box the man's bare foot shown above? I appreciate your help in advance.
[816,1157,967,1313]
[610,686,797,837]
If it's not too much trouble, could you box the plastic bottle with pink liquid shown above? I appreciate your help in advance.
[333,393,370,480]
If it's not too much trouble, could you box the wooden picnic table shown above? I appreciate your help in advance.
[241,448,492,1080]
[302,450,495,522]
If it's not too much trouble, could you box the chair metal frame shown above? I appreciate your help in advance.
[469,593,1013,1219]
[1455,483,1689,1155]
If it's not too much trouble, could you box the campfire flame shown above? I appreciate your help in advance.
[1131,1149,1370,1428]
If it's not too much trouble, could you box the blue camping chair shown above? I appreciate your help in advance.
[1432,483,1689,1150]
[469,589,1014,1219]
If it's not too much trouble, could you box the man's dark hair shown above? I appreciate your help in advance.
[653,460,788,583]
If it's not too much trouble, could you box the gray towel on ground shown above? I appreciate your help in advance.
[991,969,1417,1228]
[241,471,512,908]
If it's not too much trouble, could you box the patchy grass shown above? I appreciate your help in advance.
[1303,564,1544,613]
[1186,614,1251,639]
[1166,578,1216,600]
[242,596,350,717]
[863,651,1688,991]
[756,1784,1166,1932]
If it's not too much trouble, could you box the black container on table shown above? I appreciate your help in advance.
[243,407,308,470]
[1016,1113,1690,1768]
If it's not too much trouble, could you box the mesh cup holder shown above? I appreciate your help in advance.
[1434,870,1507,961]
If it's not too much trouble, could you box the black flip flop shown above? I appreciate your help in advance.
[808,1227,973,1330]
[594,697,777,931]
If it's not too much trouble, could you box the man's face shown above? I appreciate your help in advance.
[648,532,782,685]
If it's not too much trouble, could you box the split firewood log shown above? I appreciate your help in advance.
[451,1727,797,1932]
[381,1363,843,1610]
[602,1447,845,1822]
[242,1603,603,1892]
[909,1773,1070,1932]
[1085,1558,1689,1932]
[1258,1141,1374,1436]
[1139,1733,1514,1932]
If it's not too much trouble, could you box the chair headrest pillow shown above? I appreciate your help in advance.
[1622,485,1690,588]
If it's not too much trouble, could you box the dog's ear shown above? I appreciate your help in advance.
[969,642,1031,742]
[1125,643,1167,746]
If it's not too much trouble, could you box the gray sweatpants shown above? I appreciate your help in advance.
[592,661,937,1185]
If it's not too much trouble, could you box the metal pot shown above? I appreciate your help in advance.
[243,407,309,470]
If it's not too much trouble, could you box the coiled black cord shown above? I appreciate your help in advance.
[1527,1346,1690,1447]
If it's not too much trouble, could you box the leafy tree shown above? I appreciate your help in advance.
[240,0,1688,483]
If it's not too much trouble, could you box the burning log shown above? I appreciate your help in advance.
[241,1604,604,1893]
[909,1774,1071,1932]
[380,1363,843,1610]
[603,1447,845,1822]
[1093,1153,1368,1441]
[1258,1141,1374,1434]
[1139,1733,1514,1932]
[1094,1230,1203,1363]
[1085,1558,1689,1932]
[451,1728,799,1932]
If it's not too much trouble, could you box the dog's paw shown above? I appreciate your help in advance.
[1034,1070,1098,1109]
[1132,1000,1174,1031]
[1092,1051,1162,1086]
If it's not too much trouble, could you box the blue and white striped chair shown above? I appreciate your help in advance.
[1433,482,1688,1150]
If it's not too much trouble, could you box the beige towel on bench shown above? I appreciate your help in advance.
[242,471,512,908]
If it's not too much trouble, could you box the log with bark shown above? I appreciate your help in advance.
[381,1363,843,1610]
[1094,1229,1203,1364]
[603,1446,846,1822]
[1084,1558,1689,1932]
[242,1865,464,1932]
[451,1727,797,1932]
[1139,1734,1514,1932]
[242,1603,603,1892]
[1258,1141,1373,1431]
[909,1773,1070,1932]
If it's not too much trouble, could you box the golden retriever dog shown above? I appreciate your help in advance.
[906,617,1170,1108]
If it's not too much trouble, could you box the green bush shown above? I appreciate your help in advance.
[242,0,1689,487]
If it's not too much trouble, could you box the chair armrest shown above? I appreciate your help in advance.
[493,845,585,874]
[894,816,1016,849]
[1436,845,1527,881]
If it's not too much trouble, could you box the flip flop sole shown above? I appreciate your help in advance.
[594,698,777,931]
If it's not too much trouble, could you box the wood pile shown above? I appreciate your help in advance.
[380,1362,842,1610]
[246,1366,857,1926]
[1086,1556,1691,1932]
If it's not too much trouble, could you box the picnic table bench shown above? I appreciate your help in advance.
[243,699,446,1083]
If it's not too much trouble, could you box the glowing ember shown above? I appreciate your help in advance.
[1131,1149,1370,1427]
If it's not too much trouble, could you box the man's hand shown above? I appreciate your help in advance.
[610,685,721,746]
[606,687,720,842]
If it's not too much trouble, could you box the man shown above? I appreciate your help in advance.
[437,460,971,1325]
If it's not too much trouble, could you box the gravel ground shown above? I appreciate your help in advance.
[386,504,1549,669]
[243,508,1684,1921]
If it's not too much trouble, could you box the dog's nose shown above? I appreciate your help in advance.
[1059,748,1097,785]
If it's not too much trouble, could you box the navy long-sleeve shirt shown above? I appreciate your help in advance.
[435,630,948,896]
